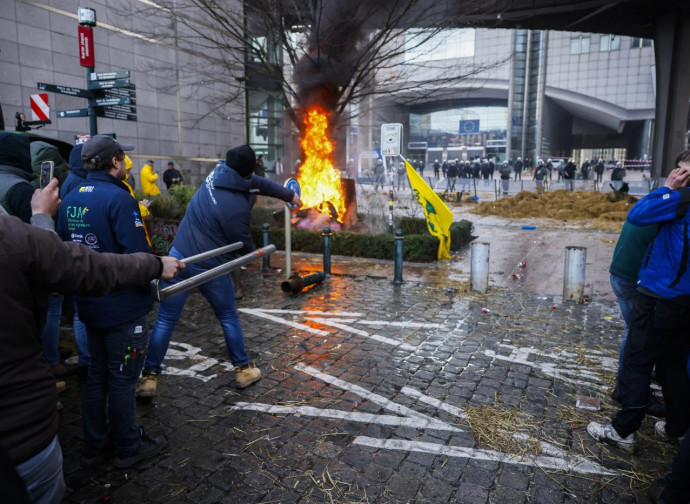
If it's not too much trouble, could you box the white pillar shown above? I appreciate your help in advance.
[563,246,587,303]
[470,242,490,293]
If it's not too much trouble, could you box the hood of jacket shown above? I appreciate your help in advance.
[31,141,68,181]
[0,132,32,174]
[68,143,87,178]
[211,162,256,193]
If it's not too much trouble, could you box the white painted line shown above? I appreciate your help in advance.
[243,309,364,317]
[352,437,615,476]
[228,403,459,431]
[307,318,417,351]
[295,364,453,427]
[354,320,444,329]
[401,386,467,420]
[239,308,329,336]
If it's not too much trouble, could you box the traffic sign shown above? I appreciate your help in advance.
[96,109,137,121]
[90,70,130,81]
[37,82,92,98]
[102,87,136,98]
[58,108,90,118]
[284,178,301,210]
[30,93,50,121]
[88,79,135,90]
[381,123,403,156]
[94,97,131,107]
[104,105,136,114]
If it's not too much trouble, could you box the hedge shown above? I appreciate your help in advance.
[250,219,473,262]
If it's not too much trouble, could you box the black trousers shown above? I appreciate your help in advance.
[612,293,690,438]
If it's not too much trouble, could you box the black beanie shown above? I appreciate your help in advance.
[0,132,31,172]
[225,145,256,178]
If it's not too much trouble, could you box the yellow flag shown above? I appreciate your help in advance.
[403,157,453,259]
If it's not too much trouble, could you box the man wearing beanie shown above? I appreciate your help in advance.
[137,145,300,397]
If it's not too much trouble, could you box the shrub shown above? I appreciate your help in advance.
[148,185,197,220]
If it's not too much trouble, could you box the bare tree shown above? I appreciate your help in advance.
[132,0,506,137]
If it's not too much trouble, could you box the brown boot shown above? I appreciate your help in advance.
[236,365,261,388]
[136,374,158,398]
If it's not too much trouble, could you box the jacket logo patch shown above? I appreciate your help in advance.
[133,210,143,227]
[79,185,94,192]
[663,193,670,200]
[66,206,89,219]
[85,233,98,247]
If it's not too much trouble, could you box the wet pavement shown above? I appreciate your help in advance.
[56,214,675,504]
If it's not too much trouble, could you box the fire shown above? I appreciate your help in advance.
[297,107,346,223]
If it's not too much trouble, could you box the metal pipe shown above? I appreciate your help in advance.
[262,223,270,272]
[322,227,332,276]
[563,246,587,303]
[388,190,394,234]
[470,241,490,293]
[281,271,326,293]
[285,206,292,279]
[180,241,243,265]
[151,244,276,301]
[393,229,404,285]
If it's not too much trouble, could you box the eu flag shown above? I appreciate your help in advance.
[459,119,480,134]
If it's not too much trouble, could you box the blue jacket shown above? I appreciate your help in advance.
[627,186,690,299]
[57,170,152,328]
[172,163,294,269]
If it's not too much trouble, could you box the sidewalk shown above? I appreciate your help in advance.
[57,217,671,504]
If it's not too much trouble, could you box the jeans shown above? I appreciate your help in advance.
[612,294,690,437]
[40,295,90,367]
[15,435,65,504]
[83,315,149,456]
[609,274,641,377]
[40,294,63,366]
[446,176,456,192]
[144,247,249,375]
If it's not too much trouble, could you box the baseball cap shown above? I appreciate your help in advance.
[81,135,134,163]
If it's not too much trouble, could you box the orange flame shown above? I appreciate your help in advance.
[297,107,346,223]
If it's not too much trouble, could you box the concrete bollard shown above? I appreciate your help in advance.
[322,227,332,276]
[393,229,403,285]
[563,246,587,303]
[470,241,490,293]
[262,223,270,272]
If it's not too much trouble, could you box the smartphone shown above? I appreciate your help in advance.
[40,161,54,189]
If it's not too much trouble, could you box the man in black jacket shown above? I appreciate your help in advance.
[0,178,182,504]
[0,132,35,222]
[162,161,183,191]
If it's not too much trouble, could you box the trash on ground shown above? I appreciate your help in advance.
[575,395,601,411]
[481,308,491,314]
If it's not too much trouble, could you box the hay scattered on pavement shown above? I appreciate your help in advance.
[471,190,637,226]
[464,403,543,456]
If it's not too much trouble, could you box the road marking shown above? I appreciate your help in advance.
[160,342,233,382]
[484,344,616,390]
[239,308,330,336]
[353,438,615,475]
[306,317,417,351]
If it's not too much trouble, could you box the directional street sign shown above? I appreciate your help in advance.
[102,87,136,98]
[96,109,137,121]
[104,104,136,114]
[94,97,131,107]
[89,70,130,81]
[37,82,92,99]
[58,108,90,118]
[88,79,135,90]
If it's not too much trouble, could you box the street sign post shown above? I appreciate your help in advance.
[89,70,130,81]
[381,123,403,156]
[37,82,92,99]
[58,108,90,118]
[94,97,131,107]
[96,110,137,121]
[88,79,135,90]
[103,105,136,114]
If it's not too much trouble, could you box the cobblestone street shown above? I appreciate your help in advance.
[58,239,672,503]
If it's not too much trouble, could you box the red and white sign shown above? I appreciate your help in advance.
[30,93,50,121]
[78,25,95,67]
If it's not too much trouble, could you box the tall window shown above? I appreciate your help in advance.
[405,29,475,61]
[600,35,621,52]
[570,36,591,55]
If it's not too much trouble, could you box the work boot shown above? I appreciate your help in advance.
[655,421,684,445]
[112,427,166,469]
[56,381,67,394]
[236,364,261,389]
[49,362,71,379]
[586,422,635,453]
[647,394,666,418]
[136,374,158,398]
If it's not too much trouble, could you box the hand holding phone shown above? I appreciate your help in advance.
[40,161,54,189]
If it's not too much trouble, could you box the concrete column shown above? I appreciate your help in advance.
[652,13,690,178]
[470,242,490,293]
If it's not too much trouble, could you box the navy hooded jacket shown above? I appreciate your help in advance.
[60,143,87,198]
[172,162,294,269]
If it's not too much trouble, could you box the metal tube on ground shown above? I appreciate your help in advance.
[281,272,326,293]
[563,246,587,303]
[262,223,270,272]
[393,229,404,285]
[470,241,490,293]
[322,227,332,276]
[151,245,277,302]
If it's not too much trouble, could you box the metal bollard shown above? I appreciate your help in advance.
[393,229,404,285]
[563,246,587,303]
[322,227,332,276]
[261,223,270,272]
[470,241,490,293]
[281,271,326,293]
[388,190,394,234]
